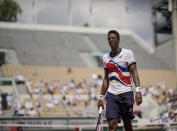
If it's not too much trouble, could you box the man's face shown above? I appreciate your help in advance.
[107,33,120,49]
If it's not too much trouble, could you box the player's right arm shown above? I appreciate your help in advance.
[97,69,109,109]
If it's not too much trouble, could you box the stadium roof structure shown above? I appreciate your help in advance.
[0,22,170,69]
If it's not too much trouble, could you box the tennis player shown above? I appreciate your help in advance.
[97,30,142,131]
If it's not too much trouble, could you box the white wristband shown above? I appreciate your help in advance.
[136,87,142,93]
[98,95,105,100]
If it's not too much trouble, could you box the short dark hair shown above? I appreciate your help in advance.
[107,30,120,40]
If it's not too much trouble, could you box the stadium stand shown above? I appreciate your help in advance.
[1,65,176,88]
[0,20,177,130]
[0,25,170,69]
[0,0,177,129]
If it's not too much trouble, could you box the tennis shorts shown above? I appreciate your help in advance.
[105,91,135,123]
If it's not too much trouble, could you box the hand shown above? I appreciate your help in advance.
[97,99,104,110]
[135,92,142,105]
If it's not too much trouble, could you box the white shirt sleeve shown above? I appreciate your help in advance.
[127,50,136,66]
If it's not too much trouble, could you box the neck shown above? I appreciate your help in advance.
[111,47,120,55]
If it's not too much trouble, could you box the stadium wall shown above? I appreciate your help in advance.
[154,40,175,71]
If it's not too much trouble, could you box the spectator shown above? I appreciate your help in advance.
[26,108,37,116]
[52,96,59,105]
[95,74,102,87]
[68,79,75,88]
[25,100,32,109]
[16,73,26,84]
[6,93,13,109]
[34,86,40,94]
[48,84,54,94]
[46,100,54,109]
[67,67,72,73]
[144,88,149,96]
[13,99,21,116]
[17,106,25,116]
[62,96,71,105]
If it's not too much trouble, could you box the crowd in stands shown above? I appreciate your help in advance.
[141,83,177,123]
[0,93,13,115]
[10,73,103,117]
[0,72,177,123]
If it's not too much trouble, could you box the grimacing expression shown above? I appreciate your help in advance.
[107,33,120,49]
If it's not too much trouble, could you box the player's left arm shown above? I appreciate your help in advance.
[129,63,142,105]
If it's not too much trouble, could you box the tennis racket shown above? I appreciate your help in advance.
[96,106,103,131]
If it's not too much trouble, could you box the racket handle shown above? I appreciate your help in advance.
[99,106,103,114]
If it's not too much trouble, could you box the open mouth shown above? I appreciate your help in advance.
[110,42,116,47]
